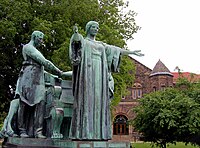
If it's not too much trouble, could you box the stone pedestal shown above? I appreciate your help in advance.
[2,137,130,148]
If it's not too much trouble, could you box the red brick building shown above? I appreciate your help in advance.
[111,56,195,142]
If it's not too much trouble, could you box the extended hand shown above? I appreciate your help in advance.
[120,48,144,56]
[132,50,144,56]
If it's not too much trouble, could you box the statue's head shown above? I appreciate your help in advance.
[85,21,99,36]
[31,31,44,47]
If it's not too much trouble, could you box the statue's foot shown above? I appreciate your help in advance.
[20,133,29,138]
[6,130,14,137]
[36,133,46,139]
[13,133,19,137]
[51,132,63,139]
[0,131,5,139]
[0,129,6,139]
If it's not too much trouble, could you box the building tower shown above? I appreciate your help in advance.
[149,59,173,91]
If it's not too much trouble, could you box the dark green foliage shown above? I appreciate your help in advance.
[175,78,200,146]
[133,78,200,148]
[0,0,139,124]
[111,56,135,108]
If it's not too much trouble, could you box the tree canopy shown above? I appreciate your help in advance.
[0,0,139,123]
[133,78,200,148]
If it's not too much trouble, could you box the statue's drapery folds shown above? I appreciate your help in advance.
[69,35,121,140]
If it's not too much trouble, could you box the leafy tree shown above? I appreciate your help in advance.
[175,77,200,146]
[111,56,135,108]
[0,0,139,125]
[133,83,200,148]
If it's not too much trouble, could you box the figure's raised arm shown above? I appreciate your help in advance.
[120,48,144,56]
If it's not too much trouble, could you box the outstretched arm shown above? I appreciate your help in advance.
[45,60,63,76]
[120,49,144,56]
[23,46,62,76]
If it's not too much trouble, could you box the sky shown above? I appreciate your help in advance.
[126,0,200,74]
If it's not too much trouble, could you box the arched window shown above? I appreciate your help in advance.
[113,115,129,135]
[153,86,157,92]
[161,85,166,91]
[132,83,142,99]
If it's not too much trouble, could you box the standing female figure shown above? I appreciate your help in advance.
[69,21,143,140]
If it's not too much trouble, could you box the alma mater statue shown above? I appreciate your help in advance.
[69,21,144,140]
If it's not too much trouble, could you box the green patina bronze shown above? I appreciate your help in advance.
[0,99,19,138]
[14,31,63,138]
[0,71,73,140]
[69,21,143,140]
[1,22,143,147]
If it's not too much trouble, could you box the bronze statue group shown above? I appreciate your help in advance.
[0,21,143,140]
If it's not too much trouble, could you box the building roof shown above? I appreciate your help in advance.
[128,56,152,71]
[150,59,173,77]
[172,72,200,83]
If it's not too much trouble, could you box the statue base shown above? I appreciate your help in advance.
[2,137,130,148]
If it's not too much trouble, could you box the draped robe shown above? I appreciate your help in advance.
[69,37,121,140]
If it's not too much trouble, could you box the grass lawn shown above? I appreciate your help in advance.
[131,142,199,148]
